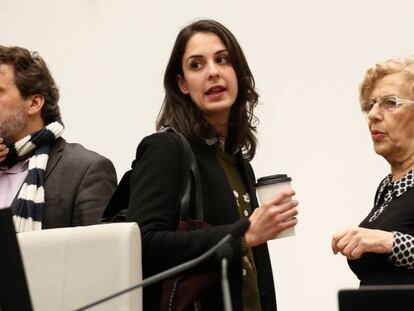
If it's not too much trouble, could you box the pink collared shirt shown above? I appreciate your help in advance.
[0,160,29,209]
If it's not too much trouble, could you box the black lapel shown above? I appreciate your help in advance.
[193,142,241,224]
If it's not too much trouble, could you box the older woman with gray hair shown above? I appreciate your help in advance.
[332,55,414,285]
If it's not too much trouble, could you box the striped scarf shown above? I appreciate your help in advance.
[6,121,64,232]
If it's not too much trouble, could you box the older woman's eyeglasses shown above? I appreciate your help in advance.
[361,95,414,114]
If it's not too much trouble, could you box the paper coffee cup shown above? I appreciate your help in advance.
[255,174,295,239]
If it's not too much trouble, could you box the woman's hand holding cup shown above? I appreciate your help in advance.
[245,189,298,247]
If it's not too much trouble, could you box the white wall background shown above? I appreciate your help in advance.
[2,0,414,310]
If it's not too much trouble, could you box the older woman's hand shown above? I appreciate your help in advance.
[245,189,298,247]
[0,138,9,163]
[332,227,394,260]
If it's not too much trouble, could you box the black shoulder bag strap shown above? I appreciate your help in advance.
[176,133,204,221]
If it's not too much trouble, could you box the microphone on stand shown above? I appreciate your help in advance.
[216,242,234,311]
[73,219,250,311]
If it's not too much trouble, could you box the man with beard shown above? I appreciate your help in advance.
[0,46,117,232]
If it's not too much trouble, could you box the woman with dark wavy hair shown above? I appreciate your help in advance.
[127,19,298,310]
[157,19,258,161]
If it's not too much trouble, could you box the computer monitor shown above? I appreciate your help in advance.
[339,285,414,311]
[0,208,33,311]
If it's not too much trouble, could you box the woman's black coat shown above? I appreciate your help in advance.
[127,132,277,311]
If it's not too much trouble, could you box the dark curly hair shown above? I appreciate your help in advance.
[156,19,258,160]
[0,45,61,124]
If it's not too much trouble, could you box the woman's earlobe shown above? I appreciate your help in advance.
[177,75,189,94]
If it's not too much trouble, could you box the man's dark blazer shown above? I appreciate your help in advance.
[127,132,277,311]
[11,138,117,228]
